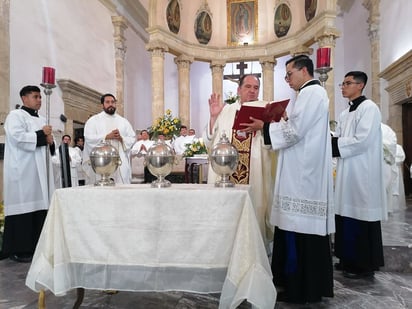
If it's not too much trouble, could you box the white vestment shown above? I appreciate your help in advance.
[392,144,406,211]
[203,101,276,242]
[3,109,54,216]
[268,82,335,236]
[381,123,397,213]
[52,146,82,188]
[131,139,154,156]
[334,99,387,221]
[83,111,136,184]
[173,135,195,155]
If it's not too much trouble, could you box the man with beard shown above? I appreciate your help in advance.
[82,93,136,184]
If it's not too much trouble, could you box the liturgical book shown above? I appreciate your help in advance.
[233,99,290,130]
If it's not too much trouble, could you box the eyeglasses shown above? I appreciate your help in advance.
[339,81,361,87]
[284,69,301,81]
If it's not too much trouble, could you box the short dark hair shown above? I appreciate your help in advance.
[74,136,84,143]
[62,134,71,141]
[100,93,116,104]
[286,55,314,77]
[345,71,368,86]
[239,74,260,87]
[180,125,187,129]
[19,85,41,97]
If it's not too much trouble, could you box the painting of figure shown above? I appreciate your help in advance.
[195,11,212,45]
[166,0,180,34]
[274,3,291,38]
[305,0,317,22]
[227,0,257,46]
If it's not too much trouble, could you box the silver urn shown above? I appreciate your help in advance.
[145,139,175,188]
[209,132,239,187]
[89,141,122,186]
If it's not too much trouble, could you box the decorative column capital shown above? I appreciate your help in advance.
[174,54,194,69]
[259,56,277,70]
[315,27,340,47]
[111,16,128,60]
[146,40,169,55]
[210,60,226,73]
[363,0,380,42]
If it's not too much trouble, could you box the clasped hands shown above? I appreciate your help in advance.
[106,129,123,142]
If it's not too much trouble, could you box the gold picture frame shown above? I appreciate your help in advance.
[227,0,258,46]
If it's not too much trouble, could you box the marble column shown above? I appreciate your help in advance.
[259,56,277,101]
[111,16,128,116]
[363,0,381,107]
[174,54,193,127]
[210,60,226,98]
[147,41,169,120]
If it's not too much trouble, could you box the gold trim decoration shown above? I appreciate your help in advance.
[227,0,258,46]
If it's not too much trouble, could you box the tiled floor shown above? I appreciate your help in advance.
[1,199,411,308]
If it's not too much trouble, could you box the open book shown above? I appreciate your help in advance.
[232,99,290,130]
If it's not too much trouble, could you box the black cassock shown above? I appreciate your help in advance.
[59,143,72,188]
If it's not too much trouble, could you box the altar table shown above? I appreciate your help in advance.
[26,184,276,308]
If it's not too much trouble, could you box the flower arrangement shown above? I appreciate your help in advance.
[183,138,208,157]
[224,91,239,104]
[149,109,181,139]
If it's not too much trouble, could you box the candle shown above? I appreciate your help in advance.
[316,47,331,69]
[42,67,55,85]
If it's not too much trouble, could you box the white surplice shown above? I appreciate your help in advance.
[3,109,54,216]
[203,101,276,243]
[51,146,82,188]
[82,111,136,184]
[268,83,335,236]
[381,123,397,213]
[334,99,387,221]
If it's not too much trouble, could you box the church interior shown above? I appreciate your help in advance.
[0,0,412,308]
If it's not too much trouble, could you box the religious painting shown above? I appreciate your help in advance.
[166,0,180,34]
[227,0,258,46]
[274,3,291,38]
[195,11,212,45]
[305,0,317,22]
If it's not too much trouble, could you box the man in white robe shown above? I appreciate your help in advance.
[0,85,55,262]
[392,144,406,211]
[52,134,82,188]
[333,71,386,279]
[243,55,334,303]
[203,75,276,246]
[173,126,195,155]
[82,93,136,184]
[381,123,397,213]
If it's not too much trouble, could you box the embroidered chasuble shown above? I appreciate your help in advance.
[203,101,276,244]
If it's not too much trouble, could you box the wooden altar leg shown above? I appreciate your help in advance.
[72,288,85,309]
[38,290,46,309]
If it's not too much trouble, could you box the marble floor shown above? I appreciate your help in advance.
[1,199,412,309]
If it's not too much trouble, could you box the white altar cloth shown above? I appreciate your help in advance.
[26,184,276,309]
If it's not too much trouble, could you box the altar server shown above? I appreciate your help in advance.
[0,85,55,263]
[333,71,386,279]
[82,93,136,184]
[242,55,335,303]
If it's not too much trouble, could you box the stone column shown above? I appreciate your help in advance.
[147,41,169,120]
[363,0,381,107]
[259,56,277,101]
[174,54,194,127]
[316,29,339,120]
[210,60,226,97]
[111,16,128,116]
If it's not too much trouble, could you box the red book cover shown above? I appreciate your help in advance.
[232,99,290,130]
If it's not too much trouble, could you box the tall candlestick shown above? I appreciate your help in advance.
[42,67,55,85]
[316,47,331,69]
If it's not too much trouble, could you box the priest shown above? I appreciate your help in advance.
[82,93,136,184]
[203,74,276,246]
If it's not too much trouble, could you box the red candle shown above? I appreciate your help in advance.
[42,67,55,85]
[316,48,331,68]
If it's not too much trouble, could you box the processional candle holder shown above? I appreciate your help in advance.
[40,67,56,197]
[315,47,333,88]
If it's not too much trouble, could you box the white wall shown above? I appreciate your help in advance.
[10,0,116,131]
